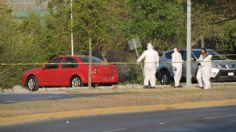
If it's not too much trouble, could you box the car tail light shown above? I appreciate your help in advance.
[92,69,97,74]
[113,67,117,73]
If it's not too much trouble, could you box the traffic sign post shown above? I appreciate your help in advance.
[128,37,144,75]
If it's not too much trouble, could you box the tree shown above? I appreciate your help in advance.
[126,0,185,50]
[0,1,27,88]
[192,0,236,23]
[0,0,16,62]
[192,0,235,51]
[191,4,224,47]
[46,0,127,59]
[0,1,46,89]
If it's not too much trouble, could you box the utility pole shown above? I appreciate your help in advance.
[186,0,192,87]
[70,0,74,56]
[88,38,92,88]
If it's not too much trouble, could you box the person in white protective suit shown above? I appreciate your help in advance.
[196,48,212,89]
[171,48,183,87]
[137,43,159,88]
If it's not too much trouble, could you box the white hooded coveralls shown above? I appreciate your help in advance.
[171,48,183,87]
[196,54,212,89]
[137,44,159,87]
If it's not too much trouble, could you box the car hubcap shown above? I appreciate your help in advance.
[28,79,35,90]
[161,74,168,84]
[72,78,80,87]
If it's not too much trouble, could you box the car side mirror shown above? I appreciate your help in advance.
[42,65,46,69]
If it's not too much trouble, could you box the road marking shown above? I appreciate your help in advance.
[2,101,17,103]
[28,96,58,100]
[204,114,236,120]
[207,108,228,111]
[103,128,127,132]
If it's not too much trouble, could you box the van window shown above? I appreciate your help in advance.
[165,51,173,59]
[207,50,226,60]
[181,50,195,61]
[192,51,201,59]
[192,50,226,60]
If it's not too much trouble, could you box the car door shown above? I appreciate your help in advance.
[59,57,79,86]
[181,50,187,78]
[192,50,202,78]
[181,50,198,79]
[37,57,62,86]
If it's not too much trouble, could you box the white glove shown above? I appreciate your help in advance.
[137,60,140,64]
[172,67,177,72]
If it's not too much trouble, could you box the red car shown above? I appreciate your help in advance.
[22,56,119,91]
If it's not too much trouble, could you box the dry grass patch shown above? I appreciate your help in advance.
[0,85,236,117]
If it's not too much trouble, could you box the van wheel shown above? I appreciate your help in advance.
[27,76,39,91]
[159,71,171,85]
[71,76,83,87]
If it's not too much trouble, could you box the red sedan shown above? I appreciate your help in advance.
[22,56,119,91]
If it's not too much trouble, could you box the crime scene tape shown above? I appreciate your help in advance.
[0,59,235,66]
[0,53,235,66]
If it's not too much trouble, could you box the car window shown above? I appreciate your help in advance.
[181,50,195,61]
[192,51,201,59]
[192,50,226,60]
[80,56,103,63]
[181,51,186,61]
[207,50,227,60]
[62,58,78,69]
[45,58,62,69]
[165,51,173,59]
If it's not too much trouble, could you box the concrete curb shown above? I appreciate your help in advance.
[1,99,236,126]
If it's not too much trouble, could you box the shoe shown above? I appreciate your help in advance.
[144,86,149,89]
[204,87,211,90]
[174,85,182,88]
[198,86,204,89]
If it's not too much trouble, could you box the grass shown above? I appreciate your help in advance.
[0,84,236,118]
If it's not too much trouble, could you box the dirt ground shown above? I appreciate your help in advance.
[0,84,236,118]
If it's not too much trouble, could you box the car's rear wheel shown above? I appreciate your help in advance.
[159,71,171,85]
[71,76,83,87]
[27,76,39,91]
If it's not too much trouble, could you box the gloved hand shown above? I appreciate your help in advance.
[136,60,140,64]
[156,64,159,69]
[172,67,177,72]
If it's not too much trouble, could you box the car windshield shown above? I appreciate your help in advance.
[80,56,103,63]
[192,50,227,60]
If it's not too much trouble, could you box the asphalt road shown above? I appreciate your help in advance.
[0,93,122,104]
[1,105,236,132]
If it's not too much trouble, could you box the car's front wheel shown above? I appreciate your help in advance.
[71,76,83,87]
[159,71,172,85]
[26,76,39,91]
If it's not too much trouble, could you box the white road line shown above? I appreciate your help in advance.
[103,128,127,132]
[28,96,58,100]
[204,114,236,120]
[4,101,17,103]
[207,108,227,111]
